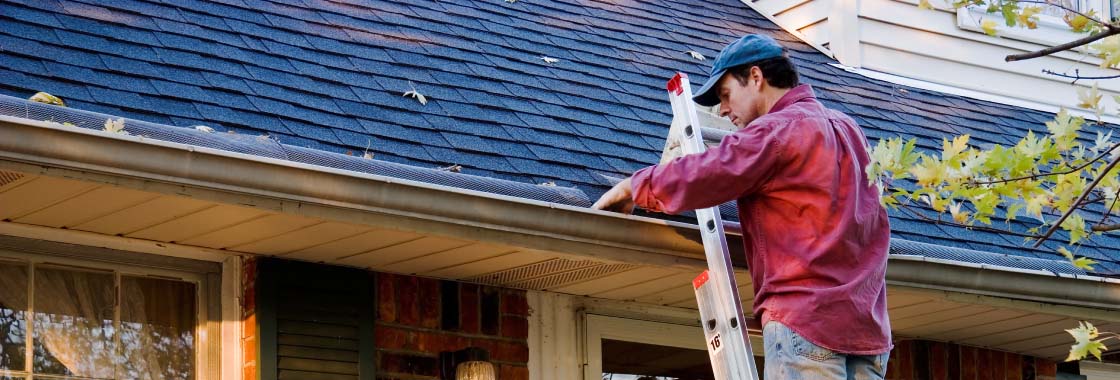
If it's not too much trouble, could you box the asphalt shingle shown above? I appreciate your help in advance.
[1,0,1116,274]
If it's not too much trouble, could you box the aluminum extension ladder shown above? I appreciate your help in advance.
[663,72,761,380]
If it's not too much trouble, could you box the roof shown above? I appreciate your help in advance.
[0,0,1116,275]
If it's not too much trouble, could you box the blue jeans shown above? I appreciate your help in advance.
[762,322,889,380]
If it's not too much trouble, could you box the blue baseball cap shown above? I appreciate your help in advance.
[692,34,785,107]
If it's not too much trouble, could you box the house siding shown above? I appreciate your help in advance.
[742,0,1120,113]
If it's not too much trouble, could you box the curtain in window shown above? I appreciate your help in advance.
[0,262,27,372]
[119,276,196,380]
[32,267,116,379]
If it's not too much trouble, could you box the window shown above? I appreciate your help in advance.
[957,0,1111,47]
[583,315,764,380]
[0,259,200,380]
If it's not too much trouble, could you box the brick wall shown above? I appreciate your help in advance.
[887,340,1059,380]
[375,272,530,380]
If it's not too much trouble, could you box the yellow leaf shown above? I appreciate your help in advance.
[1058,247,1075,261]
[1076,84,1103,119]
[1090,35,1120,68]
[942,134,970,161]
[981,20,999,36]
[1066,321,1108,361]
[1025,193,1049,218]
[1065,9,1098,33]
[949,202,971,224]
[1072,257,1099,270]
[29,92,65,107]
[1017,6,1042,29]
[103,118,127,134]
[910,155,947,187]
[918,0,934,10]
[1060,212,1088,245]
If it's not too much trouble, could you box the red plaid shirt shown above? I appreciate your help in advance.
[631,85,892,354]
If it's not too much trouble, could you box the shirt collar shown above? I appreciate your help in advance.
[768,84,815,114]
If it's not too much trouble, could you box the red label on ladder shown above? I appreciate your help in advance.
[667,72,689,95]
[693,270,710,289]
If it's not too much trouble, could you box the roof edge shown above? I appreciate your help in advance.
[2,116,1117,311]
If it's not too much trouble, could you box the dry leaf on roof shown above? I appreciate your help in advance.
[438,164,463,173]
[193,125,215,133]
[404,81,428,105]
[539,181,557,187]
[29,92,65,107]
[103,118,127,134]
[685,51,706,60]
[541,56,559,64]
[363,139,374,159]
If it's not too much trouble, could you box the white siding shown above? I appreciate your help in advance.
[740,0,1120,113]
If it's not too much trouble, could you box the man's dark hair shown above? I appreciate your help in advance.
[728,55,799,89]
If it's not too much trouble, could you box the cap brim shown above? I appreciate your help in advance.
[691,70,726,107]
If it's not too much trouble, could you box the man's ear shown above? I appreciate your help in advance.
[750,66,765,90]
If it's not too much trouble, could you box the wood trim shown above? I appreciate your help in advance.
[257,259,278,380]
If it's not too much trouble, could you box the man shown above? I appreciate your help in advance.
[592,34,893,380]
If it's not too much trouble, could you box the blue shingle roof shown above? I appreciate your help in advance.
[1,0,1116,275]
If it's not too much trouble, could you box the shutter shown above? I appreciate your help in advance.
[258,258,374,380]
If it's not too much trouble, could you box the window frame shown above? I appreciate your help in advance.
[581,314,764,380]
[0,247,217,380]
[956,0,1110,48]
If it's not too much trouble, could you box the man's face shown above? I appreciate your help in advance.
[716,68,762,129]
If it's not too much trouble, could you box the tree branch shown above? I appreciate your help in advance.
[972,143,1120,185]
[897,203,1040,238]
[1034,152,1120,246]
[1091,223,1120,231]
[1006,26,1120,62]
[1042,68,1120,83]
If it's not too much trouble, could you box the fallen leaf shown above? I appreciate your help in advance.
[403,89,428,105]
[685,50,706,60]
[541,56,559,64]
[193,125,215,133]
[30,92,66,107]
[103,118,127,134]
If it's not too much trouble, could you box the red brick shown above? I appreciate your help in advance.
[501,290,529,316]
[992,348,1006,380]
[461,283,480,334]
[961,345,977,380]
[380,352,439,377]
[898,340,913,380]
[980,348,995,380]
[1005,352,1021,380]
[501,315,529,340]
[497,341,529,364]
[376,326,411,350]
[419,277,441,329]
[500,364,529,380]
[378,273,397,323]
[470,338,501,361]
[930,342,948,380]
[241,257,256,313]
[417,331,469,353]
[398,276,420,326]
[1036,357,1057,379]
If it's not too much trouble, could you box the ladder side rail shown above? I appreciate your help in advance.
[666,73,761,380]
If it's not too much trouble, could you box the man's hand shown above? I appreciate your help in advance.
[592,177,635,214]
